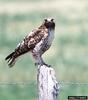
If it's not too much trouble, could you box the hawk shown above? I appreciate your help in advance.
[5,18,55,68]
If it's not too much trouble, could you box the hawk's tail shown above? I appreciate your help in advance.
[5,52,16,68]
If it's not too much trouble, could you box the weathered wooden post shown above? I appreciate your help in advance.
[37,64,60,100]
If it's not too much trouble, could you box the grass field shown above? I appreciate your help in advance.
[0,0,88,99]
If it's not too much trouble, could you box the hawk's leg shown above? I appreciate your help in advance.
[32,52,51,67]
[32,51,44,65]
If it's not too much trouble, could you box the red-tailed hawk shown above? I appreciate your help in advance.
[5,18,55,67]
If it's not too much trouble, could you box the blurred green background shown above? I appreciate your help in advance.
[0,0,88,100]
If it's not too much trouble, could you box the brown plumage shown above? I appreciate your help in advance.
[5,18,55,67]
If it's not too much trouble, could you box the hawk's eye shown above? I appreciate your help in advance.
[44,18,47,22]
[51,19,54,22]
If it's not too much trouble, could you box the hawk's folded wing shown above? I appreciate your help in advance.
[5,28,48,67]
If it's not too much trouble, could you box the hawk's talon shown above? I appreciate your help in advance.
[35,62,51,67]
[43,63,51,67]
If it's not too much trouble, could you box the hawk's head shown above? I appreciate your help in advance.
[43,18,55,29]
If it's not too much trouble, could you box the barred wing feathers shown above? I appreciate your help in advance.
[5,29,48,67]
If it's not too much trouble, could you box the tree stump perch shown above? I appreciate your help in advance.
[37,64,60,100]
